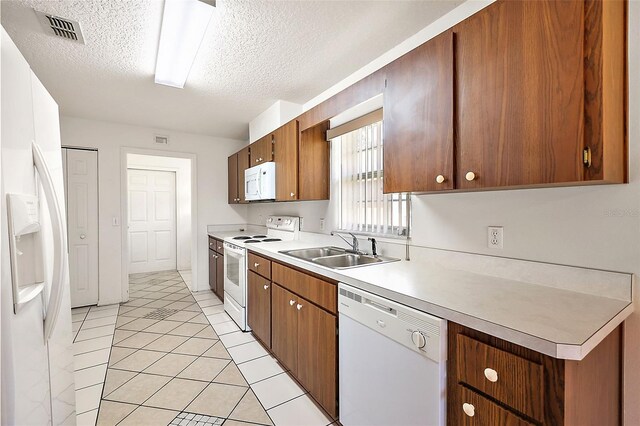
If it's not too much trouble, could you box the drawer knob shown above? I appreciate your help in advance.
[462,403,475,417]
[289,300,296,306]
[254,262,260,267]
[296,303,303,310]
[484,368,498,383]
[465,171,476,181]
[263,284,269,290]
[435,174,445,184]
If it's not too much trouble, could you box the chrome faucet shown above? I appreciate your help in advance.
[331,231,361,254]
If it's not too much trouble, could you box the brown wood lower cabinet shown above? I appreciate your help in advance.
[458,386,534,426]
[247,253,338,418]
[208,237,224,301]
[271,284,299,375]
[448,322,622,425]
[297,298,337,417]
[208,249,217,293]
[247,271,271,348]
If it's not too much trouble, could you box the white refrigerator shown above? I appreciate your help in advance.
[1,27,76,425]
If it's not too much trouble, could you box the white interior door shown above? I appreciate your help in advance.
[63,148,99,308]
[128,169,177,273]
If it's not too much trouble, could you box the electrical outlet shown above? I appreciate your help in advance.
[320,218,325,231]
[487,226,503,249]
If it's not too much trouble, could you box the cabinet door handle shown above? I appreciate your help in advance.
[435,174,445,184]
[289,300,296,306]
[462,403,475,417]
[290,192,295,197]
[296,303,302,310]
[465,171,476,181]
[212,255,218,259]
[209,242,213,246]
[263,284,269,290]
[218,246,222,251]
[254,262,260,268]
[484,368,498,383]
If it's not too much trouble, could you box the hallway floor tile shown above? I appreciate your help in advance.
[74,270,334,426]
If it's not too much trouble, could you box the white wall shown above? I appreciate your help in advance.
[247,1,640,423]
[127,154,192,271]
[249,100,302,143]
[60,116,248,304]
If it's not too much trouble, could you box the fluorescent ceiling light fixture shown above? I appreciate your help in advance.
[155,0,215,88]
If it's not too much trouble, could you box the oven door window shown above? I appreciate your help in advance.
[224,246,245,302]
[226,255,239,287]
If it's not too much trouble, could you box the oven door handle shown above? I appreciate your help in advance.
[224,242,246,256]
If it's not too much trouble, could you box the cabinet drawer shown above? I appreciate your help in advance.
[248,252,271,280]
[456,334,544,422]
[458,385,534,426]
[272,263,336,314]
[209,236,224,253]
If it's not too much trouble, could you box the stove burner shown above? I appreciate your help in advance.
[233,236,251,240]
[262,238,281,242]
[244,240,261,243]
[252,235,268,239]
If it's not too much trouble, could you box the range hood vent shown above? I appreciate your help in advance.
[34,10,85,44]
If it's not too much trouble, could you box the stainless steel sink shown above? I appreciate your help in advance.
[282,246,346,260]
[279,247,399,269]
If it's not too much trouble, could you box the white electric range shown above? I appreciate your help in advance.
[223,216,300,330]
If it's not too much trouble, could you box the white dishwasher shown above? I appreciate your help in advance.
[338,283,446,426]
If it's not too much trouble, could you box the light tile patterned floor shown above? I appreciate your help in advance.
[73,304,119,425]
[74,270,334,426]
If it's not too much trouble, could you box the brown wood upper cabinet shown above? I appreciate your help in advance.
[453,0,626,190]
[228,147,250,204]
[383,30,454,193]
[227,154,238,204]
[273,120,299,201]
[250,134,273,166]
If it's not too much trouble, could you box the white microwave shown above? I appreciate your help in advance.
[245,161,276,201]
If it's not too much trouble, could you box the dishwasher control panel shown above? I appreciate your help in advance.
[338,283,446,363]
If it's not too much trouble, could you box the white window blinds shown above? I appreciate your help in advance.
[334,119,410,237]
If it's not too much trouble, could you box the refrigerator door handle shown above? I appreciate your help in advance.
[33,142,66,341]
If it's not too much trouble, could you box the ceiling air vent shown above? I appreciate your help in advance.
[155,135,169,145]
[34,10,85,44]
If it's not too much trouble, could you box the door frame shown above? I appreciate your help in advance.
[120,148,197,302]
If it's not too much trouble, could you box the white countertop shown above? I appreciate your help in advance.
[208,231,633,360]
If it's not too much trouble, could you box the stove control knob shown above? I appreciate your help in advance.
[411,331,427,349]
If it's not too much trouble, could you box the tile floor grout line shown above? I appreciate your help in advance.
[103,366,252,390]
[72,308,91,343]
[95,271,301,426]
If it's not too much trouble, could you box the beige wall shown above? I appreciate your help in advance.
[60,116,248,304]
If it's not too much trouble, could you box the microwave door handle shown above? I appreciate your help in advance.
[257,168,263,199]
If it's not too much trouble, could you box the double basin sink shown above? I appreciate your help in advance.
[279,246,399,270]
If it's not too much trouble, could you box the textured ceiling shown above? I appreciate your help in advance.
[1,0,462,140]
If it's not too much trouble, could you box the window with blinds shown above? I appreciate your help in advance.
[332,116,410,237]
